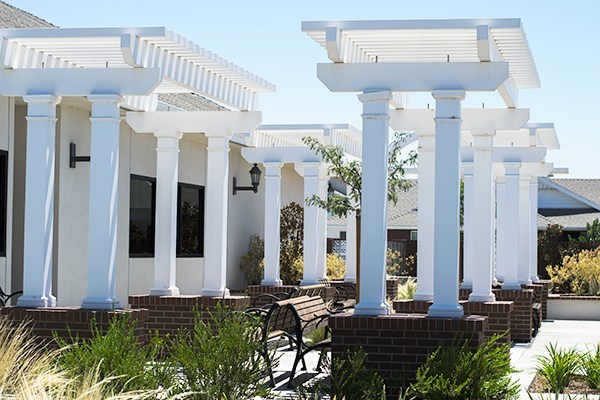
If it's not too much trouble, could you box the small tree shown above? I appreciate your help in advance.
[538,224,565,277]
[279,202,304,284]
[576,218,600,243]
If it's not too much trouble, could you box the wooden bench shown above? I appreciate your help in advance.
[251,283,354,311]
[246,295,338,387]
[532,291,542,337]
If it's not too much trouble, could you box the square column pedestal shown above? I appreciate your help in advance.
[329,313,487,397]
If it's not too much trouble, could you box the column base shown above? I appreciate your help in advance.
[492,277,499,286]
[496,275,505,282]
[16,295,57,308]
[354,301,391,316]
[344,277,356,283]
[260,278,283,286]
[520,279,533,286]
[428,303,464,318]
[460,281,473,290]
[150,287,180,296]
[81,297,121,310]
[531,276,540,283]
[468,292,496,302]
[200,287,231,298]
[413,292,434,301]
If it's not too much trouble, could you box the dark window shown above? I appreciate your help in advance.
[177,183,204,257]
[128,176,204,258]
[129,175,155,257]
[0,151,7,256]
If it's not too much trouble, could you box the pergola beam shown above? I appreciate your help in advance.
[241,147,322,164]
[317,62,509,92]
[0,68,161,96]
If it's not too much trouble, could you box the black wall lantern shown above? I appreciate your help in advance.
[233,163,262,195]
[327,182,335,198]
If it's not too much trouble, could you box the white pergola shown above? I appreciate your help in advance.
[242,124,361,286]
[2,27,274,308]
[303,18,540,317]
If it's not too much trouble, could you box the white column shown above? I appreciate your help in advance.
[460,163,474,290]
[519,175,532,286]
[150,130,183,296]
[201,133,232,297]
[469,133,496,302]
[354,90,392,316]
[414,133,435,301]
[500,163,521,290]
[82,95,124,309]
[495,177,506,282]
[316,170,328,281]
[18,95,61,308]
[428,90,465,318]
[262,162,283,286]
[529,178,540,282]
[344,207,357,283]
[299,163,320,286]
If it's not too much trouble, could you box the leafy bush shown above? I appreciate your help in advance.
[408,334,519,400]
[538,224,566,278]
[397,278,417,300]
[573,218,600,243]
[169,305,272,400]
[55,316,171,393]
[535,342,581,394]
[239,234,265,285]
[386,248,416,277]
[582,344,600,390]
[326,253,346,280]
[296,348,386,400]
[547,247,600,295]
[280,202,304,284]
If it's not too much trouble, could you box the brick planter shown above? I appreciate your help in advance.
[246,284,335,307]
[536,280,551,320]
[329,313,487,399]
[128,295,250,338]
[492,289,534,343]
[386,278,400,301]
[393,299,513,345]
[0,306,148,345]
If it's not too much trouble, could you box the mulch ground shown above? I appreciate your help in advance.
[529,374,600,395]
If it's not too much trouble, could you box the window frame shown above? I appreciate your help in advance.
[128,174,156,258]
[0,150,7,257]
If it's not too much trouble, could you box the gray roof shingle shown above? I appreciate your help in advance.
[548,179,600,210]
[157,93,227,112]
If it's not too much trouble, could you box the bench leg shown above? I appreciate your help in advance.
[316,348,327,372]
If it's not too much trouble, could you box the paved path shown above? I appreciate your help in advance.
[511,319,600,399]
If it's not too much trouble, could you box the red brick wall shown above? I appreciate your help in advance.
[492,289,534,343]
[386,278,400,301]
[0,306,148,345]
[128,295,249,338]
[329,313,487,399]
[392,299,513,345]
[537,280,551,320]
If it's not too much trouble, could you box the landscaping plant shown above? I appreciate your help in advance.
[296,348,386,400]
[397,278,417,300]
[582,344,600,390]
[535,342,582,394]
[326,253,346,280]
[239,234,265,285]
[56,315,173,394]
[547,247,600,295]
[408,334,519,400]
[280,202,304,284]
[169,305,273,400]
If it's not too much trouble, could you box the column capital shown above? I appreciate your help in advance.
[472,133,494,149]
[462,162,474,176]
[206,135,230,151]
[204,130,235,139]
[154,130,183,140]
[87,94,124,104]
[263,162,283,177]
[432,90,466,101]
[294,162,321,178]
[23,94,61,105]
[504,162,521,176]
[357,90,392,104]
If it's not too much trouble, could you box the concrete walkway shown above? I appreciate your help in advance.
[512,319,600,399]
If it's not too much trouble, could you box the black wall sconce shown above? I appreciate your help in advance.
[69,143,91,168]
[233,163,262,195]
[327,182,335,197]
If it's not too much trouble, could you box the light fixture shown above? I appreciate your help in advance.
[233,163,262,195]
[327,182,335,198]
[69,143,91,168]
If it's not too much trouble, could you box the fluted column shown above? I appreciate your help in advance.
[344,187,357,283]
[262,162,283,286]
[495,177,506,282]
[529,178,540,282]
[500,163,521,290]
[316,170,328,281]
[82,95,124,309]
[460,163,474,290]
[150,130,183,296]
[299,162,321,285]
[354,91,392,316]
[18,94,61,308]
[519,175,532,286]
[428,90,465,318]
[414,133,435,301]
[200,133,232,297]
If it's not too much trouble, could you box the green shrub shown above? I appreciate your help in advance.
[169,305,273,399]
[326,253,346,280]
[296,348,385,400]
[535,342,581,394]
[239,234,265,285]
[408,334,518,400]
[55,316,172,393]
[280,202,304,284]
[582,344,600,389]
[547,247,600,295]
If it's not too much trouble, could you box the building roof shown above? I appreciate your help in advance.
[0,1,54,28]
[545,179,600,210]
[0,2,253,112]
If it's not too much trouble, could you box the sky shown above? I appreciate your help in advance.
[7,0,600,178]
